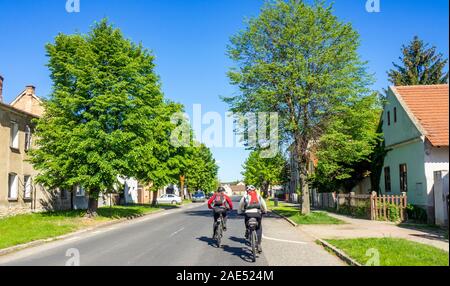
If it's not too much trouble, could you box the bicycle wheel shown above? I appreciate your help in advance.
[216,220,223,248]
[250,230,257,262]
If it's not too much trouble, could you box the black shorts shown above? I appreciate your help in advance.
[244,211,262,218]
[213,207,227,215]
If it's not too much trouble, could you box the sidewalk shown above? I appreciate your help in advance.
[262,212,345,266]
[300,211,449,251]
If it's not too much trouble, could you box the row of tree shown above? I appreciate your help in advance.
[30,20,218,215]
[233,0,448,215]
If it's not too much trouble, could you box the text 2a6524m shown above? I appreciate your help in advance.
[220,271,274,281]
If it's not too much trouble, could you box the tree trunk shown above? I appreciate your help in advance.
[300,172,310,215]
[261,181,269,199]
[294,129,311,215]
[180,175,185,200]
[86,193,99,218]
[151,189,159,206]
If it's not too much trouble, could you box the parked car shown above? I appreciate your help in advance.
[192,191,206,203]
[157,194,182,205]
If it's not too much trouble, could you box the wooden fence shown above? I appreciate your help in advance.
[371,192,408,222]
[311,190,408,222]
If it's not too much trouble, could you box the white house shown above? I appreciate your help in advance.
[380,85,449,226]
[117,177,139,204]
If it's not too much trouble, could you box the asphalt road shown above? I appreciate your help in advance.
[0,196,343,266]
[0,197,269,266]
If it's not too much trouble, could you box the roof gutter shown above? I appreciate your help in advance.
[385,136,423,150]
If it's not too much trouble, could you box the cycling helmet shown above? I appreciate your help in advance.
[246,185,256,192]
[217,187,226,193]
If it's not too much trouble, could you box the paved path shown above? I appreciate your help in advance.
[301,211,449,251]
[0,198,343,266]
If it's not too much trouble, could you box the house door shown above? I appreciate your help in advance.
[434,171,449,227]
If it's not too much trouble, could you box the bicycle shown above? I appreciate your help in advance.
[213,211,225,248]
[246,217,259,263]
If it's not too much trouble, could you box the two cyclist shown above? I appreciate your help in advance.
[238,185,267,253]
[208,185,267,253]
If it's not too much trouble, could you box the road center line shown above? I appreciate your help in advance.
[169,227,185,237]
[262,235,307,245]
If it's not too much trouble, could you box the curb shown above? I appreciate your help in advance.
[270,210,298,227]
[0,204,196,257]
[316,239,362,266]
[269,209,361,266]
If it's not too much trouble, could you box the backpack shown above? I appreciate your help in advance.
[245,191,261,209]
[214,194,226,207]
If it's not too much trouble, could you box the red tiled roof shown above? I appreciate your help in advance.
[392,84,449,147]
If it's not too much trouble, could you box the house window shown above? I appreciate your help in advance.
[10,121,19,149]
[8,173,18,200]
[24,175,32,199]
[75,185,85,197]
[25,125,32,151]
[399,164,408,192]
[387,111,391,126]
[394,107,397,123]
[384,167,391,192]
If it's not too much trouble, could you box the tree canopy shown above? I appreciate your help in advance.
[387,36,449,85]
[30,20,182,214]
[224,0,373,214]
[310,95,382,192]
[242,150,287,197]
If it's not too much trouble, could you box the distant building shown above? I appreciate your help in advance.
[380,85,449,226]
[223,181,245,196]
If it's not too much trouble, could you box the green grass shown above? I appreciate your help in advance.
[182,199,192,205]
[268,199,345,225]
[0,204,165,250]
[326,238,449,266]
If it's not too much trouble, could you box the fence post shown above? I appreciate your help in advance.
[371,191,377,220]
[402,192,407,221]
[332,192,337,210]
[350,192,356,207]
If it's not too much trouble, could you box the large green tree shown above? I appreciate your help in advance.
[387,36,448,85]
[184,143,219,195]
[31,20,179,215]
[242,150,287,198]
[224,0,373,214]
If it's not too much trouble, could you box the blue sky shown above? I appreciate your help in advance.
[0,0,448,182]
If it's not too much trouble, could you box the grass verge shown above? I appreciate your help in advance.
[0,204,169,250]
[268,200,345,225]
[326,238,449,266]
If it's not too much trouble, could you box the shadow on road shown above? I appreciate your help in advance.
[229,236,249,246]
[197,236,217,247]
[196,236,255,263]
[222,245,255,263]
[185,209,244,220]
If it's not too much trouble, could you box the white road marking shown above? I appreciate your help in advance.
[169,227,185,237]
[262,235,307,245]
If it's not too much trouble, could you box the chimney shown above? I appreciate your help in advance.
[26,85,36,96]
[0,75,3,103]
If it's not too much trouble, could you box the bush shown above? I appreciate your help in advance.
[406,204,428,223]
[336,203,371,219]
[387,203,400,222]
